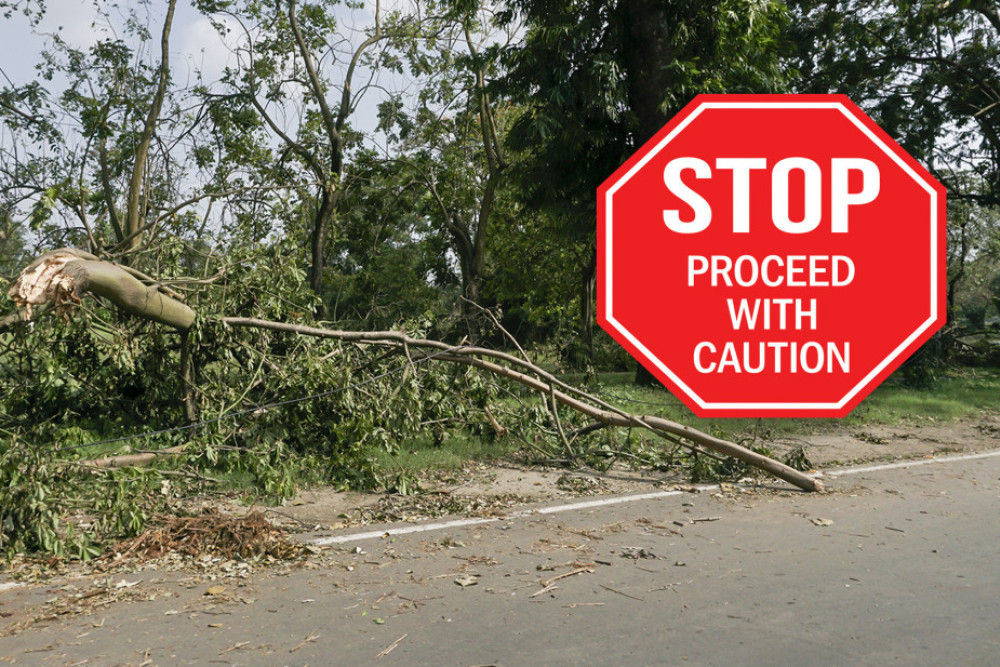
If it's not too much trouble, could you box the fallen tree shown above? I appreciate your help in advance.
[3,250,821,492]
[7,248,195,331]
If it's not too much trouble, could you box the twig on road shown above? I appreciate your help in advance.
[530,583,559,598]
[290,630,320,652]
[376,634,408,658]
[599,584,644,602]
[542,566,594,588]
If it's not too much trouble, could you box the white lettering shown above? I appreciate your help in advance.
[688,255,709,287]
[664,158,712,233]
[831,158,879,233]
[772,158,822,233]
[715,158,767,233]
[694,342,717,372]
[693,341,851,373]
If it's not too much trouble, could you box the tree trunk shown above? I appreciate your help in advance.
[580,250,596,358]
[621,1,681,387]
[8,249,194,331]
[124,0,177,253]
[309,185,336,314]
[622,0,674,143]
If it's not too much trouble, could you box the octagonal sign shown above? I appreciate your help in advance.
[597,94,946,417]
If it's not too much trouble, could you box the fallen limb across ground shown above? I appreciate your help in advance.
[221,318,822,492]
[3,250,822,493]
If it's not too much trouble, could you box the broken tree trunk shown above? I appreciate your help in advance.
[3,252,820,492]
[6,248,195,331]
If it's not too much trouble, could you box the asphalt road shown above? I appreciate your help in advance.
[2,452,1000,666]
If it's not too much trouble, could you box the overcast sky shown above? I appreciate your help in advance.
[0,0,395,138]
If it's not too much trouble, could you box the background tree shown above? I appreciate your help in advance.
[787,0,1000,347]
[371,0,518,339]
[499,0,790,361]
[0,1,192,258]
[200,0,408,310]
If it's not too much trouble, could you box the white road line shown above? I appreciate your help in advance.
[310,449,1000,546]
[308,516,499,545]
[309,486,718,546]
[825,448,1000,477]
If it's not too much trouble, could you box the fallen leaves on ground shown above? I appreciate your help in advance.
[101,509,303,563]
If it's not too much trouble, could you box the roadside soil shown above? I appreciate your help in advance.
[267,413,1000,532]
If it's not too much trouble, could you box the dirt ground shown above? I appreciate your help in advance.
[266,414,1000,533]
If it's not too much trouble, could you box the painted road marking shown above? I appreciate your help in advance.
[823,448,1000,477]
[307,487,718,546]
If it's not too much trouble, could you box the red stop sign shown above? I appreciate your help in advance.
[597,94,946,417]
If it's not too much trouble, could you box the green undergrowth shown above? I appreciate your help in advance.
[585,368,1000,442]
[4,356,999,561]
[296,366,1000,486]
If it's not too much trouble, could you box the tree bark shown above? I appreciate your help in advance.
[8,249,194,331]
[180,331,198,422]
[124,0,177,253]
[580,250,596,357]
[622,0,675,143]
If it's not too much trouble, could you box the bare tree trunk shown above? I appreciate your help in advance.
[309,185,335,308]
[285,0,382,310]
[124,0,177,253]
[180,331,198,422]
[580,251,596,358]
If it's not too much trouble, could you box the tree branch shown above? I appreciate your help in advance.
[219,316,821,492]
[124,0,177,251]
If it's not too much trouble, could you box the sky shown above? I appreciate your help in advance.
[0,0,235,87]
[0,0,415,248]
[0,0,393,137]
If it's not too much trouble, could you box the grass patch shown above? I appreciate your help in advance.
[380,432,519,476]
[570,368,1000,443]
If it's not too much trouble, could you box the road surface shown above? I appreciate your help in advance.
[2,451,999,666]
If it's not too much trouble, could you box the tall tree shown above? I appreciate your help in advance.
[0,0,193,259]
[788,0,1000,206]
[200,0,401,310]
[787,0,1000,327]
[500,0,790,356]
[375,1,517,337]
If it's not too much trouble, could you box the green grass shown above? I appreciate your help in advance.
[377,367,1000,479]
[846,372,1000,423]
[378,432,519,475]
[590,368,1000,438]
